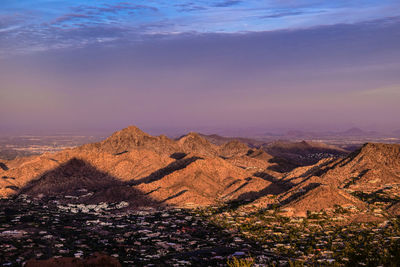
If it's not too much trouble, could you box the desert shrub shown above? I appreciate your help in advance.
[227,256,255,267]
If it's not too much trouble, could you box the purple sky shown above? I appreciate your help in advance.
[1,1,400,136]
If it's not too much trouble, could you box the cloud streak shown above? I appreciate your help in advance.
[53,14,92,24]
[213,1,243,8]
[260,11,306,19]
[0,0,399,56]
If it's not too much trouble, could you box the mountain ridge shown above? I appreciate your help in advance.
[1,126,399,221]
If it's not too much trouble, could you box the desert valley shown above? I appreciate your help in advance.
[1,126,400,266]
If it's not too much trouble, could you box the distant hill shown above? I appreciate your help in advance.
[199,133,264,147]
[262,140,349,165]
[339,127,379,136]
[261,127,383,139]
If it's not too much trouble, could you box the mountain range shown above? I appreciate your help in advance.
[1,126,399,220]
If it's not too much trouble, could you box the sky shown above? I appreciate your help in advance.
[1,0,400,136]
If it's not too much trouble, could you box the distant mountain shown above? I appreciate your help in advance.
[339,127,379,136]
[262,140,349,165]
[263,130,314,138]
[263,132,283,137]
[341,127,365,136]
[199,133,264,147]
[261,127,384,139]
[285,130,308,138]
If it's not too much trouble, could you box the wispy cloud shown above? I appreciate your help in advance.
[53,13,92,24]
[260,11,305,19]
[0,25,21,33]
[214,1,242,8]
[175,3,207,12]
[0,0,400,56]
[358,85,400,96]
[72,3,158,15]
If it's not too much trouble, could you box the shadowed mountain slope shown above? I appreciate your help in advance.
[0,162,8,171]
[0,148,174,198]
[19,158,161,208]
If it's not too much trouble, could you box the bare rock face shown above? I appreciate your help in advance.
[218,140,250,158]
[25,252,121,267]
[177,132,219,157]
[82,126,179,156]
